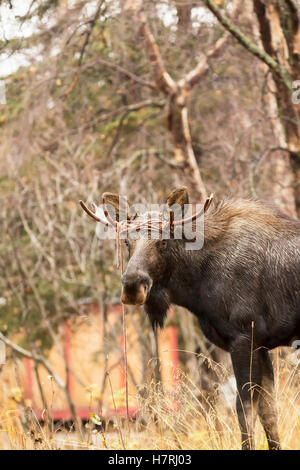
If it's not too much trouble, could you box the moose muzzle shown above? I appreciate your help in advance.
[121,271,152,305]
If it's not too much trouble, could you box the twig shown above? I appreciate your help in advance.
[185,0,241,88]
[201,0,293,90]
[0,332,65,389]
[78,0,104,65]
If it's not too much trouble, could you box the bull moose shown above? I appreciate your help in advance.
[81,187,300,450]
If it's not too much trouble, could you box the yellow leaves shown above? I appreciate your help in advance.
[0,114,6,124]
[10,387,23,403]
[55,78,62,86]
[85,384,102,400]
[89,413,102,426]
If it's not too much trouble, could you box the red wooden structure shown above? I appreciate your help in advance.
[19,304,178,422]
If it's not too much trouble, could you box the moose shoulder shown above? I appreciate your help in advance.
[82,187,300,450]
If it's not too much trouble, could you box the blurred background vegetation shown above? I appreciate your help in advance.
[0,0,299,449]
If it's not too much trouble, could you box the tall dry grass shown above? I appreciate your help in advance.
[0,351,300,450]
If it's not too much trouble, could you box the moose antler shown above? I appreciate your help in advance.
[171,194,214,227]
[80,194,214,268]
[80,194,214,231]
[79,200,110,226]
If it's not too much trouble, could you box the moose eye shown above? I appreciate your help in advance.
[160,239,168,248]
[123,239,132,256]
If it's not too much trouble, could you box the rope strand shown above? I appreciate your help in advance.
[79,194,214,428]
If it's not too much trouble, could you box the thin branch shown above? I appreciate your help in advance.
[136,9,176,95]
[285,0,299,13]
[153,151,184,169]
[78,0,104,65]
[185,0,241,89]
[55,99,165,137]
[96,58,155,90]
[200,0,293,90]
[0,332,65,389]
[104,112,127,161]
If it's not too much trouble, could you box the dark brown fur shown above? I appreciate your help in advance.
[102,189,300,450]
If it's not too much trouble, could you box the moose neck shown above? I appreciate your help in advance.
[165,249,207,314]
[164,198,294,313]
[163,206,232,314]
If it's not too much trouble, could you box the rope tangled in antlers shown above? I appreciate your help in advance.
[79,194,213,269]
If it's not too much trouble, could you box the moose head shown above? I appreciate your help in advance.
[80,187,212,327]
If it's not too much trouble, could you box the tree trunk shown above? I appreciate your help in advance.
[176,2,193,31]
[252,0,300,215]
[166,90,207,200]
[202,0,300,216]
[128,1,240,200]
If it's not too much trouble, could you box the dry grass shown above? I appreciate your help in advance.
[1,353,300,450]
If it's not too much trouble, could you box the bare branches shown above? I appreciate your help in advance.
[78,0,105,66]
[0,332,65,389]
[136,9,177,95]
[285,0,300,14]
[132,1,242,94]
[96,59,155,90]
[200,0,293,90]
[185,0,241,89]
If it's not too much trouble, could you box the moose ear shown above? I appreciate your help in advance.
[102,192,130,222]
[166,187,189,208]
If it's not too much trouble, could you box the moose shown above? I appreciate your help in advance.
[81,187,300,450]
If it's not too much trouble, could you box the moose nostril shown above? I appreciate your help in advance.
[141,283,149,293]
[122,271,152,291]
[139,274,151,289]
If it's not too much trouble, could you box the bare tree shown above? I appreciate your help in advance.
[201,0,300,215]
[123,0,241,200]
